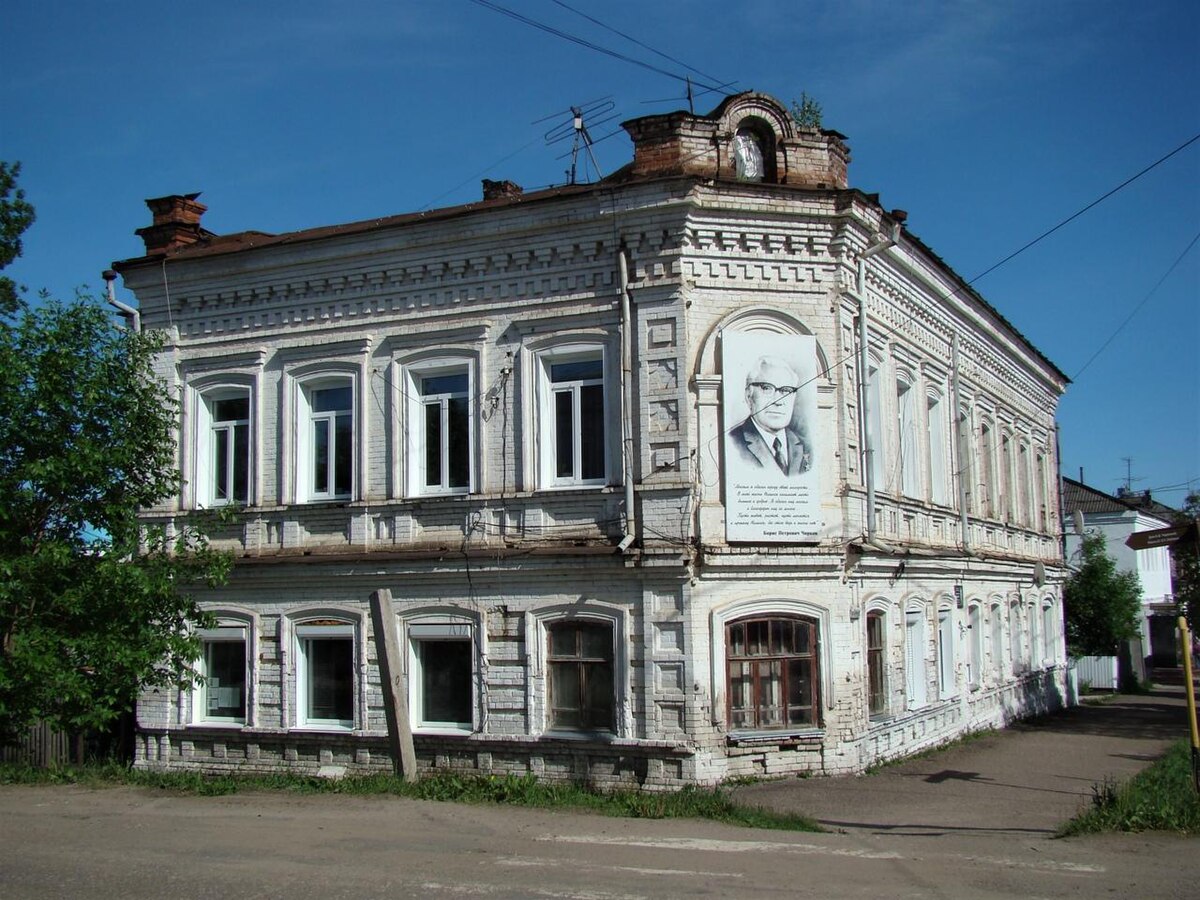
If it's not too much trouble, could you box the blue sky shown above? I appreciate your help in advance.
[4,0,1198,505]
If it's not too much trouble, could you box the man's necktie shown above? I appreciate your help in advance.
[773,436,787,473]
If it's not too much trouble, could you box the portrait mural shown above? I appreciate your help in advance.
[721,330,822,542]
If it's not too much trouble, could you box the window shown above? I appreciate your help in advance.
[990,605,1004,678]
[968,604,983,689]
[866,611,887,717]
[897,377,920,497]
[538,347,609,487]
[864,360,885,488]
[547,621,614,731]
[905,608,928,708]
[999,433,1013,522]
[726,616,820,730]
[409,622,474,731]
[302,382,353,501]
[927,391,949,506]
[297,621,355,728]
[1042,601,1057,663]
[1035,451,1049,532]
[197,625,247,723]
[1010,601,1023,673]
[937,609,955,698]
[978,421,995,517]
[1018,443,1031,526]
[407,362,472,495]
[207,393,249,505]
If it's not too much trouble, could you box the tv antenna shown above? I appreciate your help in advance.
[537,97,617,184]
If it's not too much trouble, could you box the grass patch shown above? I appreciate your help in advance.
[1059,740,1200,836]
[0,763,821,832]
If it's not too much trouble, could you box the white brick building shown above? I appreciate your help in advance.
[115,92,1070,786]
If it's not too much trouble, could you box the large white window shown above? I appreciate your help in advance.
[196,624,248,724]
[968,603,983,689]
[978,420,995,518]
[865,360,885,489]
[538,346,609,488]
[990,604,1005,679]
[1042,600,1057,663]
[897,376,920,497]
[408,621,475,732]
[927,391,949,506]
[296,621,355,729]
[193,387,252,508]
[937,608,955,698]
[905,608,928,708]
[300,381,354,502]
[405,361,473,495]
[1010,601,1024,673]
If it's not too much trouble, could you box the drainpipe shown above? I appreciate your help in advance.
[952,333,971,552]
[617,246,637,552]
[103,269,140,332]
[856,223,900,543]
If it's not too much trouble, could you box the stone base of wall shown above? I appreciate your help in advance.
[134,729,696,791]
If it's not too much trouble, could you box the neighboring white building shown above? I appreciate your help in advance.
[1062,477,1177,672]
[114,92,1070,787]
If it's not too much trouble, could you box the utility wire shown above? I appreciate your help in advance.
[967,132,1200,286]
[465,0,728,94]
[547,0,728,88]
[1071,228,1200,380]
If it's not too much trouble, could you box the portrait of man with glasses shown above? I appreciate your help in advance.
[726,355,812,477]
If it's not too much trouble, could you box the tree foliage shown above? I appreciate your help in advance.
[1063,532,1143,657]
[790,92,824,129]
[1171,492,1199,634]
[0,162,36,316]
[0,162,228,743]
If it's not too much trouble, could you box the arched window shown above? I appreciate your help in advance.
[866,610,887,717]
[968,603,983,689]
[547,620,614,732]
[732,118,776,182]
[726,615,820,729]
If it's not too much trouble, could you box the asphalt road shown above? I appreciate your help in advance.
[0,782,1195,899]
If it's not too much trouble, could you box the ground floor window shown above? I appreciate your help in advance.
[409,622,474,730]
[198,626,247,723]
[547,620,614,731]
[297,621,355,728]
[726,616,820,730]
[866,611,886,717]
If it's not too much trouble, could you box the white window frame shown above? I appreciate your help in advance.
[406,616,478,734]
[968,602,983,690]
[937,606,956,699]
[298,377,356,503]
[905,605,928,709]
[1042,599,1057,665]
[865,356,885,490]
[990,602,1005,680]
[978,418,996,518]
[193,387,253,508]
[896,374,920,497]
[927,389,949,506]
[1009,600,1023,674]
[192,618,254,727]
[403,358,475,496]
[295,621,357,730]
[535,342,614,489]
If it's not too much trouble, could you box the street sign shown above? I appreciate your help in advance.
[1125,523,1196,550]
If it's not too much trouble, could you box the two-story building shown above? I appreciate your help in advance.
[114,92,1070,787]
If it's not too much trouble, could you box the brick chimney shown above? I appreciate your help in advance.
[482,179,523,202]
[135,193,208,254]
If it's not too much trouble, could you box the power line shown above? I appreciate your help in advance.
[464,0,728,95]
[1071,228,1200,380]
[967,131,1200,286]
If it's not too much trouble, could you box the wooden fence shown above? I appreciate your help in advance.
[0,721,77,768]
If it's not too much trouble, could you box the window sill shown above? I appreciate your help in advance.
[414,726,474,737]
[726,728,824,747]
[290,724,355,733]
[187,720,249,730]
[542,728,618,742]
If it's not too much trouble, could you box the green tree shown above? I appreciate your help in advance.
[0,162,36,316]
[1063,532,1143,657]
[1171,491,1199,634]
[0,163,228,743]
[790,92,824,129]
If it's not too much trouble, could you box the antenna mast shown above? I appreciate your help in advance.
[539,97,616,185]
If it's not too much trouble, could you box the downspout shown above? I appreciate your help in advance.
[617,246,637,551]
[951,333,971,552]
[102,269,140,333]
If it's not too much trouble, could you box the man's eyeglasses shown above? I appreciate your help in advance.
[748,381,798,397]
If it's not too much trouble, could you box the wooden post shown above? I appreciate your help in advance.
[369,589,418,782]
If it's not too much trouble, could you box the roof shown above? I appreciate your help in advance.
[1062,477,1175,524]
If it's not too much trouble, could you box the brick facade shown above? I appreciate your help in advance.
[115,93,1070,788]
